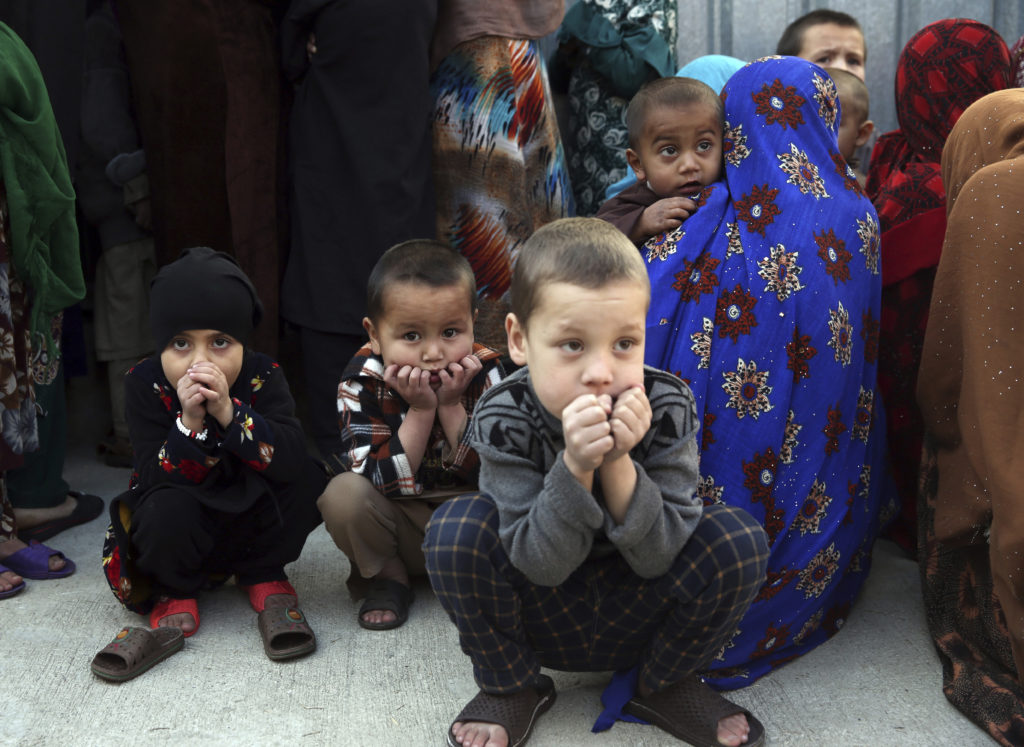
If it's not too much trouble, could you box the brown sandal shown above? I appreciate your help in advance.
[446,674,556,747]
[90,626,184,682]
[256,606,316,661]
[624,675,765,746]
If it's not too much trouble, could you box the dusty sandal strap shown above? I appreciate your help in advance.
[90,626,184,682]
[447,674,556,747]
[624,675,765,747]
[257,606,316,661]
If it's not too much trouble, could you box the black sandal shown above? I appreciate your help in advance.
[624,675,765,747]
[357,577,413,630]
[446,674,556,747]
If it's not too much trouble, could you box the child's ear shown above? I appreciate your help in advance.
[362,317,382,355]
[505,313,528,367]
[855,119,874,148]
[625,148,646,183]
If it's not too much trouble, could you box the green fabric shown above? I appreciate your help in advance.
[559,2,676,99]
[0,22,84,354]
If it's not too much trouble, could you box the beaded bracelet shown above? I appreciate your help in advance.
[175,413,209,442]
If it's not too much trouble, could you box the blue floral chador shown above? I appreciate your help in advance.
[643,56,895,688]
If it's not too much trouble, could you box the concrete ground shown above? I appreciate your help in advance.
[0,370,992,746]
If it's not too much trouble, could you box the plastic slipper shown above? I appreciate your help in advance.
[256,605,316,661]
[17,492,105,543]
[358,577,413,630]
[446,674,556,747]
[0,564,25,598]
[149,596,200,637]
[243,579,297,612]
[90,626,184,682]
[623,675,766,747]
[2,540,76,579]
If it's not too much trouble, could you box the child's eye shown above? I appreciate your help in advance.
[441,327,460,339]
[659,146,677,157]
[560,340,583,353]
[402,331,421,342]
[211,337,232,349]
[815,54,833,65]
[614,339,636,352]
[170,338,190,351]
[697,141,714,153]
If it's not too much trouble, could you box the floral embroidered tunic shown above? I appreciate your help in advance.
[642,56,894,688]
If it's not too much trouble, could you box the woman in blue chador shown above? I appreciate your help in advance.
[643,55,894,688]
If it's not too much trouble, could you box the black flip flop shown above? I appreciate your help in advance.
[17,492,104,543]
[357,578,413,630]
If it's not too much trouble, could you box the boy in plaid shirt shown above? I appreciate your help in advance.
[424,218,769,747]
[318,240,506,630]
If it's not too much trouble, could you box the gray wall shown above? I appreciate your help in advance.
[673,0,1023,141]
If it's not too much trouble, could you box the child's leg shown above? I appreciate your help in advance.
[228,459,326,590]
[633,502,768,692]
[131,486,218,598]
[318,472,432,587]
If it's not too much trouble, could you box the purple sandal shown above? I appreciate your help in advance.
[2,540,76,579]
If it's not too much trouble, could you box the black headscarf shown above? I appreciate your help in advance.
[149,246,263,351]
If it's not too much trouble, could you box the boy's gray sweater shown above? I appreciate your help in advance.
[470,365,702,587]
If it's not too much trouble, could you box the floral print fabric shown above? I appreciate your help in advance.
[643,56,892,688]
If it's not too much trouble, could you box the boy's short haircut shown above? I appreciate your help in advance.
[826,67,870,123]
[776,10,865,59]
[510,217,649,328]
[366,239,477,322]
[626,76,724,149]
[827,69,868,124]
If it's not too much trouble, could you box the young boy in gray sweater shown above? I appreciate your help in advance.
[424,217,769,747]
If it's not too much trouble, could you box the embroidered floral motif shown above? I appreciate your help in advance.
[797,542,840,598]
[752,622,792,658]
[815,228,851,284]
[832,153,864,196]
[723,358,774,419]
[258,441,274,464]
[755,567,800,602]
[722,120,750,167]
[823,403,846,455]
[178,458,208,483]
[702,411,716,450]
[697,475,724,505]
[758,244,804,301]
[752,78,806,128]
[794,479,832,535]
[672,251,721,303]
[780,409,802,464]
[811,72,838,130]
[778,143,829,198]
[786,326,817,381]
[852,387,873,443]
[725,221,744,257]
[742,447,779,504]
[158,444,173,473]
[153,383,173,412]
[827,301,853,366]
[856,211,880,274]
[715,285,758,342]
[794,609,823,643]
[644,230,679,263]
[735,184,781,236]
[250,375,265,392]
[691,317,713,369]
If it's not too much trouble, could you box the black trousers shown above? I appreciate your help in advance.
[131,466,324,597]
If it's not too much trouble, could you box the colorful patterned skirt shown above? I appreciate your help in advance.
[431,35,572,339]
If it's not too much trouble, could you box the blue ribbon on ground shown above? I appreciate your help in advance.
[591,666,650,732]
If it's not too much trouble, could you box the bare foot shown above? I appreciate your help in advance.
[717,711,751,746]
[152,597,198,635]
[13,494,77,529]
[360,558,409,628]
[449,721,508,747]
[0,537,66,573]
[0,568,23,593]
